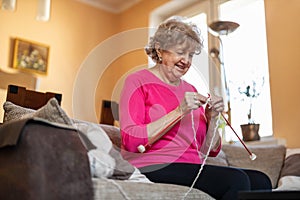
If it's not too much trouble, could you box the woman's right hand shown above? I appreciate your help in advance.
[178,92,209,114]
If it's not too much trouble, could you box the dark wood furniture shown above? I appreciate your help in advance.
[100,100,119,125]
[6,84,62,110]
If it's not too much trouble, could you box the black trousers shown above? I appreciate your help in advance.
[139,163,272,200]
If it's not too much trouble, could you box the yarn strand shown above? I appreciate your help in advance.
[182,112,221,199]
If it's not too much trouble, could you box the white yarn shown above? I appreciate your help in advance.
[182,112,221,199]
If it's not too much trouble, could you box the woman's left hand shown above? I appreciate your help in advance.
[205,95,224,119]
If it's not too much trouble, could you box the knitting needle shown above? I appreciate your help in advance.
[137,94,257,160]
[220,113,257,160]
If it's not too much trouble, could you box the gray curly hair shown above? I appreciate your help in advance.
[145,16,203,63]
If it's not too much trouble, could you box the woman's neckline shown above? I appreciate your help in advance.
[146,67,182,87]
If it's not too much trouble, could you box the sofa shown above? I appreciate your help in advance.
[0,98,214,200]
[100,125,300,198]
[1,98,300,199]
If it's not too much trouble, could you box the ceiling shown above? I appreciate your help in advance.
[76,0,142,13]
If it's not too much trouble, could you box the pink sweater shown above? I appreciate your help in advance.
[120,69,220,168]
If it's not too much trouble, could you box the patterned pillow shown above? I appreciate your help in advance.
[3,98,73,126]
[3,102,34,122]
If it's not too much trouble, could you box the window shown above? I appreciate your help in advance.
[150,0,273,140]
[219,0,273,140]
[183,13,210,96]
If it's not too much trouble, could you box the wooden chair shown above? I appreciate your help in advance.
[100,100,119,125]
[6,85,62,110]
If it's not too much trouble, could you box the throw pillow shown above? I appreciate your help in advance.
[275,148,300,191]
[99,124,122,150]
[73,119,113,153]
[73,119,136,180]
[88,149,116,178]
[3,102,34,122]
[3,98,73,126]
[222,144,286,188]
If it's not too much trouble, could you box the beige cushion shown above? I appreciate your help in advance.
[222,144,286,188]
[92,178,215,200]
[205,150,228,167]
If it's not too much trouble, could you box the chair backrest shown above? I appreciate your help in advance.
[100,100,119,125]
[6,85,62,110]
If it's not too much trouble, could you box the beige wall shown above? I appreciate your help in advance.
[265,0,300,148]
[1,0,299,147]
[0,0,118,118]
[95,0,169,123]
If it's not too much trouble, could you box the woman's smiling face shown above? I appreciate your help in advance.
[160,41,196,82]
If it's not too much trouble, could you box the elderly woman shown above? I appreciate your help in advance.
[119,16,271,200]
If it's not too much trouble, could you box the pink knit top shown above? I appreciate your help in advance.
[120,69,220,168]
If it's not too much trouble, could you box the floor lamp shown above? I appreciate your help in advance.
[209,20,240,124]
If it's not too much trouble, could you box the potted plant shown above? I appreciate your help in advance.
[238,77,264,141]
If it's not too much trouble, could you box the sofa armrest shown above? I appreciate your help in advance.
[0,120,93,200]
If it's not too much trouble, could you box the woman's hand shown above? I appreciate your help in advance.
[204,95,224,152]
[178,92,210,114]
[205,95,224,119]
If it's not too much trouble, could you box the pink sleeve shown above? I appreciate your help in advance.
[119,75,148,153]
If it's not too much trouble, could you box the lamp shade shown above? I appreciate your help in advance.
[209,21,240,36]
[1,0,16,11]
[36,0,51,21]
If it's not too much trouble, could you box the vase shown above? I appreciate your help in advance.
[240,123,260,141]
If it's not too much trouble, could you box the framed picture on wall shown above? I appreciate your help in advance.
[12,38,49,75]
